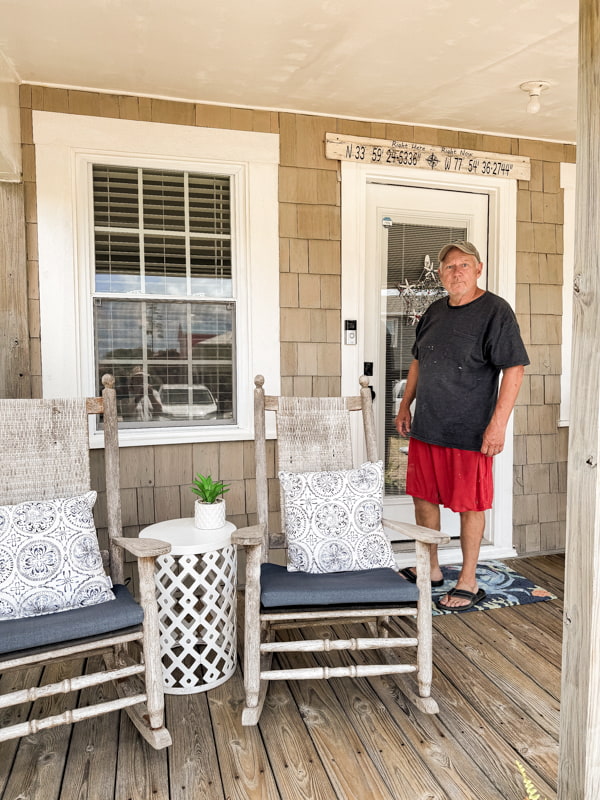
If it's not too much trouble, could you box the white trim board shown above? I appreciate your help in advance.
[33,111,280,446]
[560,161,576,428]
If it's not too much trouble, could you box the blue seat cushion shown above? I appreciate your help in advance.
[260,562,419,609]
[0,584,144,656]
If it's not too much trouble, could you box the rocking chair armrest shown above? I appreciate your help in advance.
[113,536,172,559]
[382,518,451,546]
[231,524,266,548]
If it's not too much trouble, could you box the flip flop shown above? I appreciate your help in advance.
[399,566,444,588]
[435,587,486,612]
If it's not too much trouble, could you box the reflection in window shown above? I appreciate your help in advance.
[92,165,235,428]
[383,223,466,497]
[94,299,234,427]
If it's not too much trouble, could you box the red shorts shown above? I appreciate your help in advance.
[406,438,493,513]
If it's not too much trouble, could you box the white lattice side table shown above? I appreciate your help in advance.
[139,518,237,694]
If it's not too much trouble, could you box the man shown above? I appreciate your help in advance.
[395,241,529,611]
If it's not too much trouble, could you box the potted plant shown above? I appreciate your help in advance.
[191,473,230,530]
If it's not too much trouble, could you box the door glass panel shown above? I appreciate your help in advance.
[384,223,467,497]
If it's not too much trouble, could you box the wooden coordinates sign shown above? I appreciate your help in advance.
[326,133,531,181]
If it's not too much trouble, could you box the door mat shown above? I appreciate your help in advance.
[431,559,557,615]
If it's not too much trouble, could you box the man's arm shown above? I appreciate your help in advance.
[480,364,525,456]
[395,358,419,436]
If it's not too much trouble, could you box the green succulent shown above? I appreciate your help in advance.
[191,474,230,504]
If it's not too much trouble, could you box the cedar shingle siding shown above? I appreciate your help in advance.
[15,85,574,580]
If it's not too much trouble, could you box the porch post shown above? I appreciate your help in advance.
[558,0,600,796]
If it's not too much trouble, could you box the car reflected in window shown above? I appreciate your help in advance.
[392,379,407,419]
[159,384,218,421]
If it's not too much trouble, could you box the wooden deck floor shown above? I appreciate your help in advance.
[0,555,564,800]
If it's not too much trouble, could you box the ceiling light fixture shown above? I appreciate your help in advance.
[520,80,551,114]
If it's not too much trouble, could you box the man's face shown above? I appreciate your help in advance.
[438,248,483,304]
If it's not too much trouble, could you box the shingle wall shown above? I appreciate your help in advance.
[18,84,575,568]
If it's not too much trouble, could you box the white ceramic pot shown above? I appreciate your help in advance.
[194,498,226,530]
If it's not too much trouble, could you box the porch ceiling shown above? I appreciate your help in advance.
[0,0,578,143]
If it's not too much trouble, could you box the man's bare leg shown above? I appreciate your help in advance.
[411,497,443,583]
[438,510,485,609]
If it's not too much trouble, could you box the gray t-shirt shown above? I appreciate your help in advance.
[410,291,529,452]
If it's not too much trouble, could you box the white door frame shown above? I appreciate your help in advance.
[340,161,518,564]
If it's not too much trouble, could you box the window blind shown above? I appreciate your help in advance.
[92,165,236,428]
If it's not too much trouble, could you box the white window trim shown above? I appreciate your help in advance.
[340,161,518,562]
[33,111,280,446]
[560,162,576,427]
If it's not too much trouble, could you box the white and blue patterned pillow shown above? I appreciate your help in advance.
[0,491,114,620]
[279,461,396,574]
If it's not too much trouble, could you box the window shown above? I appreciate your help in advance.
[92,165,235,428]
[33,112,279,446]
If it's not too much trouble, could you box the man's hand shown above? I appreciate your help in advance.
[481,364,525,457]
[480,419,506,457]
[395,360,419,438]
[395,406,412,437]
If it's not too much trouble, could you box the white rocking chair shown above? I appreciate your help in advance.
[233,375,450,725]
[0,376,171,749]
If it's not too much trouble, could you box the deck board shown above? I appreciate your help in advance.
[514,559,565,600]
[322,625,506,800]
[492,603,562,669]
[277,635,400,800]
[0,555,564,800]
[207,668,281,800]
[115,713,170,800]
[58,656,120,800]
[406,616,558,792]
[3,659,82,800]
[0,665,43,796]
[168,692,225,800]
[253,680,339,800]
[459,610,561,699]
[435,614,560,733]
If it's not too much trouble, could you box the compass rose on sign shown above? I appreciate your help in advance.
[426,153,440,170]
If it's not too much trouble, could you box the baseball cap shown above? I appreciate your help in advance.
[437,240,482,263]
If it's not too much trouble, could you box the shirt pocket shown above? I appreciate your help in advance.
[447,329,484,365]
